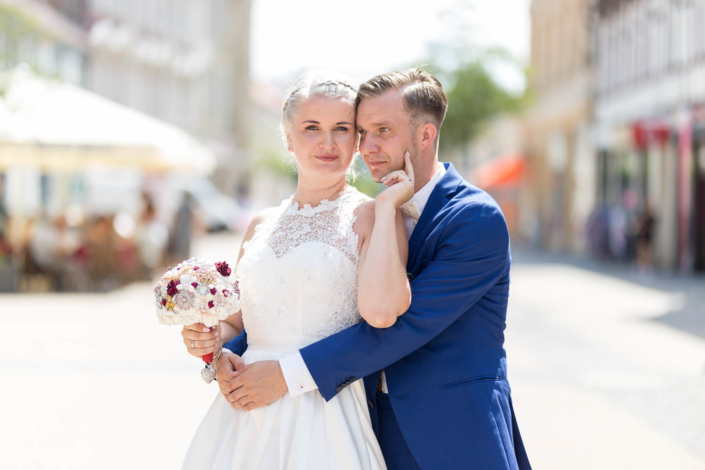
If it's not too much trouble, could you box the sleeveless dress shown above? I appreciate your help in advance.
[182,188,386,470]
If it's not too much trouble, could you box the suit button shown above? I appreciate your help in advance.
[335,386,343,392]
[407,273,414,281]
[368,399,374,409]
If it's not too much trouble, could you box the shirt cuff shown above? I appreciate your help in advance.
[279,351,318,397]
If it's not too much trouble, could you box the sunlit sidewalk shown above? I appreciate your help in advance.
[1,237,704,469]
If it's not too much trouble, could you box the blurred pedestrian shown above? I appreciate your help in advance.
[636,202,656,272]
[166,191,194,266]
[136,193,168,279]
[86,215,118,291]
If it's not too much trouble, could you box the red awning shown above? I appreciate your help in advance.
[472,154,525,190]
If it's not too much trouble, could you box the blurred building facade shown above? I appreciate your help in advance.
[525,0,596,254]
[524,0,705,272]
[464,115,527,239]
[1,0,252,198]
[86,0,253,198]
[0,0,252,292]
[593,0,705,271]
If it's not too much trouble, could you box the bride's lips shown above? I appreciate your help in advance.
[315,154,339,162]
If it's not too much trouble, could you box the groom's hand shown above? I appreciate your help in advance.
[221,360,288,411]
[215,351,249,399]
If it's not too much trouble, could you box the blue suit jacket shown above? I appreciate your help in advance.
[225,163,530,470]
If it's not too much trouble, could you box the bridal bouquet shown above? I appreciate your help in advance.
[154,258,241,382]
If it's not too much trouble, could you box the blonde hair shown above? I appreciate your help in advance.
[356,68,448,136]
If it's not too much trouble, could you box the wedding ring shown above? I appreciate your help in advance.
[191,340,195,348]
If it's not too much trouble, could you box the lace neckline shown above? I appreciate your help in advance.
[283,186,359,217]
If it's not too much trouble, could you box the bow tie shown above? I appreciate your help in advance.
[400,201,421,222]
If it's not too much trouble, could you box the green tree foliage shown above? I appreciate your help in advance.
[442,63,526,149]
[431,50,530,150]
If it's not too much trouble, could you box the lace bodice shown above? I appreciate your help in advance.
[236,188,370,339]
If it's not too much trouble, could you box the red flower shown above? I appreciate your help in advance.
[193,266,199,271]
[191,282,198,288]
[166,280,179,297]
[215,261,232,277]
[161,298,167,306]
[208,300,215,309]
[210,288,217,295]
[223,289,229,297]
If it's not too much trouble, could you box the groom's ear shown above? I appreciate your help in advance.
[418,122,438,150]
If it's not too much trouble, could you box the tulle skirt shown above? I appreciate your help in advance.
[182,334,386,470]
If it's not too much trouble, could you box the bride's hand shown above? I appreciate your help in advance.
[377,151,415,209]
[181,322,221,358]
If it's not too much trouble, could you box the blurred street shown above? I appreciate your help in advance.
[0,234,703,469]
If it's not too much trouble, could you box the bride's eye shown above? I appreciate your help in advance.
[335,126,349,132]
[306,125,319,131]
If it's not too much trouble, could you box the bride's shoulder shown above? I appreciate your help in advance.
[351,198,376,238]
[241,206,280,243]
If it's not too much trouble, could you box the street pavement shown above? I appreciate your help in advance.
[1,234,704,469]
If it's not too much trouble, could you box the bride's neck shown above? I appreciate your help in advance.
[293,176,348,208]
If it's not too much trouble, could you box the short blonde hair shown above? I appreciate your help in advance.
[356,68,448,132]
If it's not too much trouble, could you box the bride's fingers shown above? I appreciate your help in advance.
[187,338,217,349]
[190,347,215,357]
[229,355,247,372]
[184,323,212,333]
[382,170,411,185]
[403,151,414,183]
[182,328,217,341]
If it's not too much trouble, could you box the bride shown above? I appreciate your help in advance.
[179,71,414,469]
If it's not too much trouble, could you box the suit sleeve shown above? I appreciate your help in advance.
[223,328,248,356]
[300,202,510,401]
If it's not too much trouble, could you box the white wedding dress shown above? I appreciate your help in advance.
[182,188,386,470]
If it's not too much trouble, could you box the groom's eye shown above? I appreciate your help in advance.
[380,127,390,133]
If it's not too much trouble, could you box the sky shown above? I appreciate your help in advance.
[251,0,532,93]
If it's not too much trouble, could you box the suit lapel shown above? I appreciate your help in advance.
[407,163,463,269]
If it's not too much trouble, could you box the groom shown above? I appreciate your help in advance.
[217,68,531,470]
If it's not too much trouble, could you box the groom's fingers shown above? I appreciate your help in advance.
[228,384,250,407]
[230,393,253,410]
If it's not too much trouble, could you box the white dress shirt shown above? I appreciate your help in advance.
[279,164,447,397]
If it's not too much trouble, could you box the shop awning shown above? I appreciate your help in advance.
[0,66,215,174]
[471,154,525,190]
